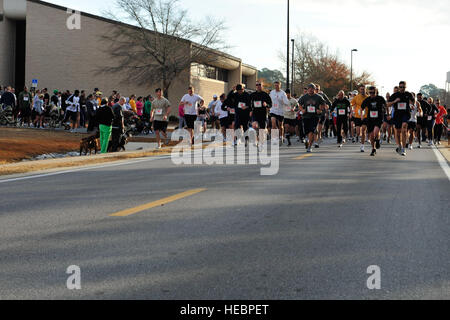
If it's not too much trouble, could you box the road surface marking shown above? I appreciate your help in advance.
[432,146,450,181]
[294,154,314,160]
[110,188,207,217]
[0,155,173,184]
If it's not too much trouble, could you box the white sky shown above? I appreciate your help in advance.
[46,0,450,94]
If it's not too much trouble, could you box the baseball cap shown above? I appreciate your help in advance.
[213,95,218,98]
[307,83,316,89]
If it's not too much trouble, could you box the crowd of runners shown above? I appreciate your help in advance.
[179,81,448,157]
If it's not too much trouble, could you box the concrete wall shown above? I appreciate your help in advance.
[25,1,189,111]
[0,0,16,87]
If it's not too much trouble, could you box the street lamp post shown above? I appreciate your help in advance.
[291,39,295,93]
[286,0,290,91]
[350,49,358,92]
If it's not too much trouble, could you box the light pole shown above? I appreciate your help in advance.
[350,49,358,92]
[291,39,295,93]
[286,0,290,91]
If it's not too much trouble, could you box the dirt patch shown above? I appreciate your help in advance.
[0,128,86,164]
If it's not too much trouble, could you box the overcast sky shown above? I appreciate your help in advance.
[47,0,450,94]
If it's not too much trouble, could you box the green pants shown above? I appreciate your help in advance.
[99,124,112,154]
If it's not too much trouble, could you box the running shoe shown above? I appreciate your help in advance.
[307,148,312,153]
[360,145,365,153]
[401,149,407,156]
[370,149,376,156]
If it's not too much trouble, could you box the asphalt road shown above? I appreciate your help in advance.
[0,138,449,300]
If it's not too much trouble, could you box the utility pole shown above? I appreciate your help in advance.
[286,0,290,91]
[291,39,295,93]
[350,49,358,92]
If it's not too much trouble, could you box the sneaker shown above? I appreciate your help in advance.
[409,145,413,150]
[402,149,407,156]
[396,147,400,153]
[314,143,320,149]
[417,144,422,149]
[428,141,433,146]
[360,145,365,153]
[339,144,343,148]
[370,149,376,156]
[352,137,356,143]
[307,148,312,153]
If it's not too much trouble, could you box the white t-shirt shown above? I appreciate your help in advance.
[66,96,80,112]
[270,90,289,116]
[214,101,228,119]
[181,94,203,115]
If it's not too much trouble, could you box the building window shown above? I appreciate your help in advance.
[242,75,248,87]
[191,63,228,82]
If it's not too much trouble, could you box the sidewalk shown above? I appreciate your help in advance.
[437,141,450,164]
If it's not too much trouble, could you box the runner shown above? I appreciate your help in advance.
[250,81,272,147]
[180,86,204,144]
[406,93,421,150]
[269,81,289,142]
[298,84,327,153]
[215,93,229,141]
[314,84,332,146]
[351,84,369,152]
[151,88,171,149]
[416,93,428,148]
[223,86,237,145]
[434,99,447,145]
[284,89,299,146]
[234,84,252,146]
[387,81,415,156]
[208,95,220,130]
[361,86,386,156]
[424,97,439,146]
[382,92,394,144]
[332,90,351,148]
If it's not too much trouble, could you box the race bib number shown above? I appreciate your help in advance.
[307,106,315,113]
[370,111,378,118]
[238,102,246,109]
[155,109,163,115]
[398,102,407,110]
[254,101,262,108]
[23,97,29,102]
[230,109,235,115]
[428,116,432,121]
[285,106,292,112]
[338,109,346,116]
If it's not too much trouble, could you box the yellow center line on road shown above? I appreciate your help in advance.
[110,188,207,217]
[294,154,314,160]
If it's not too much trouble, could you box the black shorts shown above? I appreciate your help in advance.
[219,117,229,128]
[303,117,319,135]
[184,114,197,129]
[20,107,31,118]
[319,115,326,125]
[252,114,267,129]
[354,118,362,127]
[407,121,417,131]
[228,113,236,124]
[153,120,168,132]
[416,117,426,127]
[284,118,297,127]
[367,121,382,133]
[394,115,409,129]
[270,113,284,124]
[66,110,77,122]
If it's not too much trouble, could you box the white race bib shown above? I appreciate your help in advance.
[238,102,246,109]
[23,97,29,102]
[273,103,279,108]
[285,106,292,112]
[398,102,407,110]
[230,109,235,115]
[155,109,163,115]
[307,106,315,113]
[428,116,432,121]
[254,101,262,108]
[338,109,346,116]
[370,111,378,118]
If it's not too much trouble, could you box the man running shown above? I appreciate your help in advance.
[269,81,290,142]
[284,89,299,146]
[215,94,229,140]
[298,84,327,153]
[351,84,369,152]
[234,84,252,146]
[406,93,421,150]
[314,84,332,146]
[387,81,415,156]
[362,87,386,156]
[180,86,204,144]
[416,93,429,148]
[250,81,272,133]
[208,95,220,130]
[151,88,171,149]
[332,90,351,148]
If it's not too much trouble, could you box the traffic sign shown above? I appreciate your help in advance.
[32,79,38,88]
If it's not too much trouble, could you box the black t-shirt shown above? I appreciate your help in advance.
[298,94,325,119]
[332,98,350,118]
[389,91,414,117]
[362,96,386,122]
[251,91,272,115]
[234,92,252,113]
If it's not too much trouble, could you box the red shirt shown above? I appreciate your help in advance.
[435,106,447,125]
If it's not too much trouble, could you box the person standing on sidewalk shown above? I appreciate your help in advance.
[111,97,125,152]
[96,98,115,153]
[18,86,32,127]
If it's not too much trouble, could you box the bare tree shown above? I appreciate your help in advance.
[100,0,228,98]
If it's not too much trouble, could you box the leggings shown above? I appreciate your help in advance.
[434,124,443,142]
[336,117,349,144]
[427,120,435,141]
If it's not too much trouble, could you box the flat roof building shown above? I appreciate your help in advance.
[0,0,257,105]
